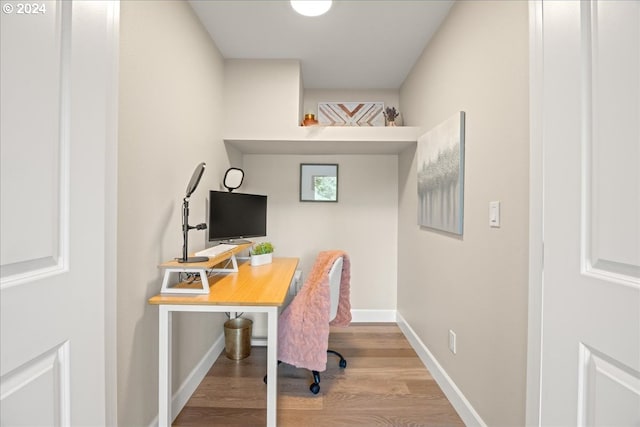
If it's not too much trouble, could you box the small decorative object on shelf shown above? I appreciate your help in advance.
[302,113,319,126]
[384,106,400,126]
[250,242,274,266]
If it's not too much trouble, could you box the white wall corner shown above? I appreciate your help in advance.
[396,313,487,427]
[526,1,544,426]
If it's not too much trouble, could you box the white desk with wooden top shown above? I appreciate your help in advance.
[149,246,299,427]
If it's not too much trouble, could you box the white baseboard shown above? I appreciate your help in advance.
[171,333,226,421]
[251,309,397,347]
[251,337,267,347]
[396,313,487,427]
[350,309,397,323]
[148,333,226,427]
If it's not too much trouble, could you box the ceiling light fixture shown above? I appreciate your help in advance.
[290,0,332,17]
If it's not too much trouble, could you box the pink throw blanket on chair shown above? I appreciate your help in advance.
[277,250,351,372]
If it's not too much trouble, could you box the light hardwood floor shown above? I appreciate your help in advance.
[173,323,465,426]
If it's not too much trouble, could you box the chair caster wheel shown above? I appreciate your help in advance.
[263,375,267,384]
[310,383,320,394]
[339,359,347,368]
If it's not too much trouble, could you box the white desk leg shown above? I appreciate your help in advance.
[266,306,278,426]
[159,307,172,427]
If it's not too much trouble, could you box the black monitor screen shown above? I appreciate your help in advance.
[208,191,267,242]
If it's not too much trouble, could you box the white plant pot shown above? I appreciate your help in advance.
[250,253,272,266]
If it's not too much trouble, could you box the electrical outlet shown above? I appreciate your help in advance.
[448,330,457,354]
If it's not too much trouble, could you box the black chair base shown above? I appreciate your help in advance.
[263,350,347,394]
[310,349,347,394]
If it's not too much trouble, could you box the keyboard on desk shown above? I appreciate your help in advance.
[194,244,238,258]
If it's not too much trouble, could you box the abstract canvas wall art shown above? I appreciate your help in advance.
[317,102,385,126]
[417,111,466,235]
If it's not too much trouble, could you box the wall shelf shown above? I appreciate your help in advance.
[224,126,422,155]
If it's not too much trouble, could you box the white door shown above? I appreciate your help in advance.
[1,1,118,425]
[539,0,640,425]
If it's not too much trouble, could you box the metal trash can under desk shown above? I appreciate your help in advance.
[224,317,253,360]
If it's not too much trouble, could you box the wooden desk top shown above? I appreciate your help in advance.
[148,257,299,306]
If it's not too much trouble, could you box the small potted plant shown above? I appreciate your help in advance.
[250,242,274,266]
[383,107,400,126]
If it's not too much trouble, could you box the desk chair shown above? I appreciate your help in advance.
[309,255,347,393]
[266,251,351,394]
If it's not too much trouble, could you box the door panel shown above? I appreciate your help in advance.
[540,0,640,425]
[0,0,66,280]
[0,1,117,424]
[541,0,640,425]
[585,0,640,281]
[0,343,70,426]
[578,344,640,426]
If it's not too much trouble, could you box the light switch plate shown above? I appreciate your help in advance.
[489,201,501,227]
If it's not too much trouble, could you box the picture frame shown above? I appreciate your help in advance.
[317,102,385,126]
[300,163,339,202]
[417,111,466,235]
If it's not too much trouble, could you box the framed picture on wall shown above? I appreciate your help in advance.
[300,163,339,202]
[417,111,466,235]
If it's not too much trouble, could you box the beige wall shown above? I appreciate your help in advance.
[398,1,529,426]
[241,154,399,334]
[224,59,302,137]
[117,2,228,425]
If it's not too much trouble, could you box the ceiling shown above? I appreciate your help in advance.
[188,0,454,89]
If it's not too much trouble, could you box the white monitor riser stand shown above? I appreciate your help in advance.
[160,253,239,294]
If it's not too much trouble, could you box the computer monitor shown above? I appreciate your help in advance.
[208,191,267,243]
